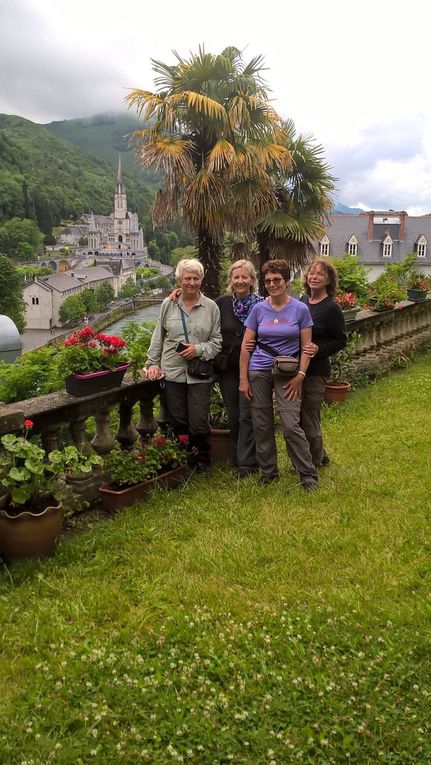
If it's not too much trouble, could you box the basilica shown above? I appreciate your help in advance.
[59,158,146,256]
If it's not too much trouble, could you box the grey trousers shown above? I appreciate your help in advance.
[249,370,318,483]
[300,375,327,467]
[219,367,258,468]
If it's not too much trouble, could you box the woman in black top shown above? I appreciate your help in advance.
[298,259,347,467]
[215,260,264,476]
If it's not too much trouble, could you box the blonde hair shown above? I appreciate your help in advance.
[175,258,204,282]
[226,259,258,294]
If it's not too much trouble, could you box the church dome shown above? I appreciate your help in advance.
[0,315,22,361]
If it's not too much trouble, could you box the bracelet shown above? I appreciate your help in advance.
[297,370,306,377]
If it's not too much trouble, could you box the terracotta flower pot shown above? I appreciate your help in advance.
[208,428,231,463]
[65,364,129,397]
[0,499,63,561]
[99,464,189,512]
[324,381,351,404]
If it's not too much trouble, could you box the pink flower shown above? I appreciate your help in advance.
[177,434,189,445]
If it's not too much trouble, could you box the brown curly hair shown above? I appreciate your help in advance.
[303,259,338,297]
[261,259,291,282]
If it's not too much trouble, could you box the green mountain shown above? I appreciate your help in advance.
[0,114,154,230]
[44,112,160,187]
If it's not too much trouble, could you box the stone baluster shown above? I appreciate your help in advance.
[40,424,61,454]
[70,416,91,456]
[137,396,158,441]
[117,402,139,449]
[92,409,117,455]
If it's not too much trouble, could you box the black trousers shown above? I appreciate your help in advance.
[164,381,212,465]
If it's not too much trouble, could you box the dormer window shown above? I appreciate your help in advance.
[382,233,393,258]
[415,234,427,258]
[319,235,330,257]
[347,234,358,256]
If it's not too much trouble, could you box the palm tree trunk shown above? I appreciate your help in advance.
[198,227,221,299]
[256,230,271,294]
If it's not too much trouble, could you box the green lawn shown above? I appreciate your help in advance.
[1,353,431,764]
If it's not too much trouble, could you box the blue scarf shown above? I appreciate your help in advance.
[231,292,264,324]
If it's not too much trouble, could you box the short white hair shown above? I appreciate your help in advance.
[175,258,204,282]
[227,259,258,293]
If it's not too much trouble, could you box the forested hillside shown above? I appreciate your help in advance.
[44,112,160,187]
[0,114,155,231]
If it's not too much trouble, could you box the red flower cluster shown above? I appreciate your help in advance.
[24,419,34,429]
[177,434,189,445]
[63,328,126,354]
[153,436,167,446]
[335,292,358,310]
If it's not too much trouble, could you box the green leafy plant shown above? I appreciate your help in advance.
[328,331,361,384]
[209,383,230,429]
[331,254,370,301]
[121,321,155,382]
[406,272,429,291]
[55,327,128,379]
[0,421,101,514]
[104,433,189,488]
[367,277,406,310]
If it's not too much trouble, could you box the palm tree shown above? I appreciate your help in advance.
[255,119,336,289]
[126,46,291,296]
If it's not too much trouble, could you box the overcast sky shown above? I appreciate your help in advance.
[1,0,431,214]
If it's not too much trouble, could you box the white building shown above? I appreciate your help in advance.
[23,266,116,329]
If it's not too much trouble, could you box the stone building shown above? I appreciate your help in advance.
[23,266,116,329]
[58,158,145,256]
[314,210,431,279]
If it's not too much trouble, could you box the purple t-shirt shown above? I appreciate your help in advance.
[245,299,313,371]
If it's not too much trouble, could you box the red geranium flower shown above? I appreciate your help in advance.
[24,419,34,429]
[153,436,167,446]
[177,434,189,445]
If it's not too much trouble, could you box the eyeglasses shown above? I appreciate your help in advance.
[264,277,284,286]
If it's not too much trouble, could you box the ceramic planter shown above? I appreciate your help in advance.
[99,464,189,512]
[342,306,360,322]
[65,364,129,397]
[208,428,231,463]
[324,381,351,404]
[0,499,63,561]
[407,288,427,302]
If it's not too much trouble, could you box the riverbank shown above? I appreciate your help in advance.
[21,298,164,352]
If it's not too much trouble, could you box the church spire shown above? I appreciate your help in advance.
[116,155,125,194]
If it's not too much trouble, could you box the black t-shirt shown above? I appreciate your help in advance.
[300,295,347,377]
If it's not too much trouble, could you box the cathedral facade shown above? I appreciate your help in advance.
[75,158,145,255]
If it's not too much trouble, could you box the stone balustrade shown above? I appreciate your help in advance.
[345,298,431,377]
[0,377,162,455]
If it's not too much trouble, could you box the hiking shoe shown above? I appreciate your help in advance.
[259,475,279,486]
[301,481,319,492]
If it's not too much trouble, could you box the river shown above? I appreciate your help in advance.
[103,303,162,337]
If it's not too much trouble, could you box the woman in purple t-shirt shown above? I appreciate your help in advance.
[239,259,318,490]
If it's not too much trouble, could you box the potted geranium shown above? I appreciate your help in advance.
[55,327,129,396]
[100,433,190,511]
[335,291,360,322]
[324,331,361,403]
[365,278,406,312]
[406,273,429,302]
[0,420,99,560]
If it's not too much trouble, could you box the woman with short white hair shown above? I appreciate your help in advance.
[145,258,222,472]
